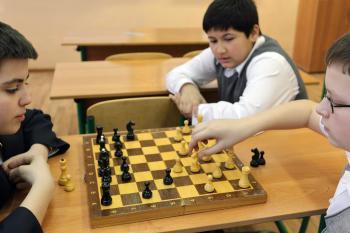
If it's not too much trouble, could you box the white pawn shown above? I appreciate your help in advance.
[201,154,212,162]
[212,162,223,179]
[197,114,203,123]
[174,127,183,142]
[178,140,189,156]
[190,152,200,173]
[224,150,235,170]
[204,175,215,193]
[239,166,251,188]
[182,120,191,134]
[64,174,75,192]
[173,159,183,173]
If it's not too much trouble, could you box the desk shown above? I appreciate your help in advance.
[63,28,209,60]
[15,128,345,232]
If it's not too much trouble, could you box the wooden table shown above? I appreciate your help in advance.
[0,128,342,232]
[63,27,209,60]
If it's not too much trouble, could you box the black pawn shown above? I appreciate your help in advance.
[258,151,266,165]
[101,182,112,206]
[250,159,259,167]
[120,156,129,172]
[121,170,132,182]
[163,168,173,185]
[115,149,123,158]
[102,174,112,183]
[112,128,119,142]
[96,126,103,144]
[126,121,135,140]
[142,181,152,199]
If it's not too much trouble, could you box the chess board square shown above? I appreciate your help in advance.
[154,178,176,190]
[177,185,199,198]
[213,181,235,193]
[151,170,165,180]
[126,148,143,156]
[116,173,135,183]
[173,176,193,187]
[113,165,134,176]
[139,140,156,147]
[212,154,227,163]
[194,183,217,195]
[160,151,178,161]
[165,130,176,138]
[137,133,153,140]
[158,188,180,200]
[101,195,122,210]
[145,154,162,162]
[131,163,149,172]
[142,146,160,155]
[123,141,141,149]
[154,138,171,146]
[169,137,178,144]
[158,145,174,153]
[184,166,204,175]
[223,169,241,180]
[189,174,208,185]
[118,182,139,195]
[180,157,192,167]
[201,163,217,174]
[128,155,147,164]
[136,180,156,192]
[172,143,181,152]
[148,161,166,171]
[133,171,153,182]
[109,184,120,195]
[140,191,161,204]
[121,193,142,206]
[164,160,176,169]
[151,132,167,139]
[183,135,191,142]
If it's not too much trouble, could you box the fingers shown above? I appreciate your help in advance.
[8,165,29,183]
[198,141,226,159]
[6,154,32,170]
[16,182,31,190]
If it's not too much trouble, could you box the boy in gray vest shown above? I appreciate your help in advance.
[166,0,307,123]
[189,32,350,233]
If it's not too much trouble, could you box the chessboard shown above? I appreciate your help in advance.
[83,127,267,228]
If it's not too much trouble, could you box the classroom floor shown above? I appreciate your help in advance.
[28,70,325,232]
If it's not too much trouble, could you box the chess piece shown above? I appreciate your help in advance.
[120,156,129,172]
[204,175,215,193]
[201,154,212,162]
[190,152,200,173]
[182,120,191,134]
[98,148,109,167]
[58,158,68,186]
[224,150,235,169]
[239,166,251,188]
[114,147,123,158]
[126,120,135,140]
[250,148,260,167]
[172,159,183,173]
[99,135,106,151]
[258,151,266,165]
[163,168,173,185]
[101,182,112,206]
[112,128,119,142]
[178,140,189,156]
[64,174,75,192]
[198,141,205,151]
[174,127,183,142]
[142,181,153,199]
[212,162,223,179]
[121,169,132,182]
[197,114,203,123]
[96,126,103,144]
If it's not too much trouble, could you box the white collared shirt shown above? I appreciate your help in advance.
[166,36,299,123]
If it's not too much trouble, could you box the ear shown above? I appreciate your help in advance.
[249,24,260,43]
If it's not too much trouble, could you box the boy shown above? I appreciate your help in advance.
[189,32,350,233]
[166,0,307,122]
[0,21,69,232]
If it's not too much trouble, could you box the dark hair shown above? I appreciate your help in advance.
[0,21,38,60]
[326,32,350,75]
[202,0,259,37]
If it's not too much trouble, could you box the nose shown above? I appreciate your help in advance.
[19,87,32,107]
[315,97,330,118]
[215,42,226,54]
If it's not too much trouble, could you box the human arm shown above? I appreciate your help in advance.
[189,100,321,157]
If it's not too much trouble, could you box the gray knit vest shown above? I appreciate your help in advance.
[214,36,308,103]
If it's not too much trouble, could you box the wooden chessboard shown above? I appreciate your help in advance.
[83,127,267,228]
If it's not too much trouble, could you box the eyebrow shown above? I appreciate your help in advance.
[1,73,29,85]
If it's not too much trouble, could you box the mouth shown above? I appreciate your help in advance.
[218,57,231,63]
[15,113,26,122]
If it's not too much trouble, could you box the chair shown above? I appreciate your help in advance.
[182,50,203,58]
[85,96,182,133]
[105,52,172,61]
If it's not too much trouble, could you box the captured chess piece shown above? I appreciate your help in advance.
[174,127,183,142]
[64,174,75,192]
[96,126,103,144]
[182,120,191,134]
[212,162,223,179]
[250,148,260,167]
[239,166,251,188]
[178,140,189,156]
[126,120,136,140]
[190,151,200,173]
[224,150,235,170]
[204,175,215,193]
[258,151,266,165]
[58,158,68,186]
[172,159,183,173]
[163,168,173,185]
[101,181,112,206]
[142,181,153,199]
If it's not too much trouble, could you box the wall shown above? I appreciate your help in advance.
[0,0,299,69]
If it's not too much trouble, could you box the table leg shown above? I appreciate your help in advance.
[77,46,88,61]
[75,99,87,134]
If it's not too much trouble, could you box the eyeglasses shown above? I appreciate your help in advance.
[325,95,350,113]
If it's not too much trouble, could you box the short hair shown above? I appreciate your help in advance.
[326,32,350,75]
[0,21,38,60]
[202,0,259,37]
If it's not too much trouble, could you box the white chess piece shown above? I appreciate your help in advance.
[238,166,251,188]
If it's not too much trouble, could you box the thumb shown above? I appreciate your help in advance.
[198,142,225,159]
[6,153,32,170]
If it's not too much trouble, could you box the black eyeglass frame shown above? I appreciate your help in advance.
[325,95,350,113]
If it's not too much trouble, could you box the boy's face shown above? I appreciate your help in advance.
[316,63,350,151]
[0,59,31,134]
[207,26,259,69]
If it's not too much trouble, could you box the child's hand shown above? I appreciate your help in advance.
[170,84,206,118]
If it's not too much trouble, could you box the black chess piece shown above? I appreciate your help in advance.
[250,159,259,167]
[99,135,106,151]
[101,181,112,206]
[121,169,132,182]
[102,173,112,183]
[114,149,123,158]
[112,128,119,142]
[258,151,266,165]
[163,168,173,185]
[142,181,152,199]
[126,121,135,140]
[96,126,103,144]
[120,156,129,172]
[251,148,260,160]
